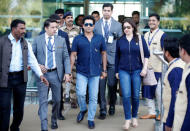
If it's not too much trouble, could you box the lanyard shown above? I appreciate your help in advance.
[168,58,179,68]
[46,40,55,52]
[148,29,159,46]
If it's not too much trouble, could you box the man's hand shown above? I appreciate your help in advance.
[64,74,71,82]
[40,75,49,86]
[115,73,119,79]
[100,72,107,79]
[140,68,147,77]
[39,64,47,74]
[165,125,172,131]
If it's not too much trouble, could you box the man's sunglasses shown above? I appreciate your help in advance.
[84,23,93,27]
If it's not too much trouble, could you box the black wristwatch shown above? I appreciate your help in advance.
[102,70,107,73]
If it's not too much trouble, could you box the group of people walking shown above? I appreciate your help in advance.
[0,2,190,131]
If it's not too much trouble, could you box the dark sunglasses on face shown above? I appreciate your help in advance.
[123,26,132,30]
[84,23,93,27]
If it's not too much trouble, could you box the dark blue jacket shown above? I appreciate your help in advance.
[115,35,150,73]
[39,30,71,55]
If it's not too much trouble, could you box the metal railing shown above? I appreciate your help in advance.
[153,50,168,131]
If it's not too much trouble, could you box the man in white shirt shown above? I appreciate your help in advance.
[0,19,48,131]
[32,19,71,131]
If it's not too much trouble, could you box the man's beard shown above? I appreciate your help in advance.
[164,54,169,62]
[136,22,139,25]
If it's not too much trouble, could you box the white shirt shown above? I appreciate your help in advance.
[45,33,56,69]
[8,33,42,77]
[102,18,112,37]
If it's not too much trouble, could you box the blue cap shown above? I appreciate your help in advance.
[63,12,72,19]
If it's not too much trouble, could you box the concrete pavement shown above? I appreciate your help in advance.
[15,103,155,131]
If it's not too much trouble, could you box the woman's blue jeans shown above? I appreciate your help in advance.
[119,69,141,120]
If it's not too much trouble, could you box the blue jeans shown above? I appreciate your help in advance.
[76,73,100,121]
[119,69,141,120]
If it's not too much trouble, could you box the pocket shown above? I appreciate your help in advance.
[93,52,101,65]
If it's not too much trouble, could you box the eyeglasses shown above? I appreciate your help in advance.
[84,23,93,27]
[123,26,132,30]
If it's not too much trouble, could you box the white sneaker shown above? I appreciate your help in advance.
[132,118,138,128]
[123,120,131,130]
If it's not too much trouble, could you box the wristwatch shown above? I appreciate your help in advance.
[102,70,107,73]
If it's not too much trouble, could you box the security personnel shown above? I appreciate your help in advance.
[162,38,184,131]
[173,34,190,131]
[140,13,166,120]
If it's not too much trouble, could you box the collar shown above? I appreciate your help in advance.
[8,33,15,41]
[150,28,159,34]
[45,33,54,40]
[55,29,58,35]
[81,32,96,37]
[103,18,111,25]
[8,33,21,43]
[168,58,178,67]
[63,24,79,30]
[185,62,190,69]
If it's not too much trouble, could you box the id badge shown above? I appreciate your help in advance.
[108,36,114,43]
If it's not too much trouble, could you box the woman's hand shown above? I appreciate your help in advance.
[140,68,147,77]
[115,73,119,79]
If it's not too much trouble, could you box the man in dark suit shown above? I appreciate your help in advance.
[0,19,48,131]
[32,19,71,131]
[94,3,123,120]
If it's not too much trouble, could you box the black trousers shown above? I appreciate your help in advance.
[0,72,26,131]
[98,67,118,113]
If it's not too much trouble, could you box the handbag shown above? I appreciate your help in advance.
[138,35,157,86]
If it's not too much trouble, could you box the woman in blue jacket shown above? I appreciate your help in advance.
[115,19,150,130]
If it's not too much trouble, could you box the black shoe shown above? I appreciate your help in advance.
[58,113,65,120]
[88,120,95,129]
[51,122,58,129]
[65,97,70,103]
[98,113,106,120]
[109,106,115,116]
[41,130,48,131]
[76,110,87,123]
[10,127,20,131]
[71,102,77,109]
[48,100,53,105]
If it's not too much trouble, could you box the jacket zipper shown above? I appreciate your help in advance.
[129,41,131,71]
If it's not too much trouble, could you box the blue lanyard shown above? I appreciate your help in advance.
[148,29,159,46]
[168,58,179,68]
[46,42,55,52]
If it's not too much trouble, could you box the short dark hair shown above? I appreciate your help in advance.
[44,19,57,29]
[75,14,85,25]
[164,37,180,58]
[82,15,95,25]
[102,3,113,10]
[132,11,140,16]
[179,34,190,56]
[149,13,160,21]
[91,11,100,16]
[10,19,25,30]
[49,14,60,21]
[55,9,64,15]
